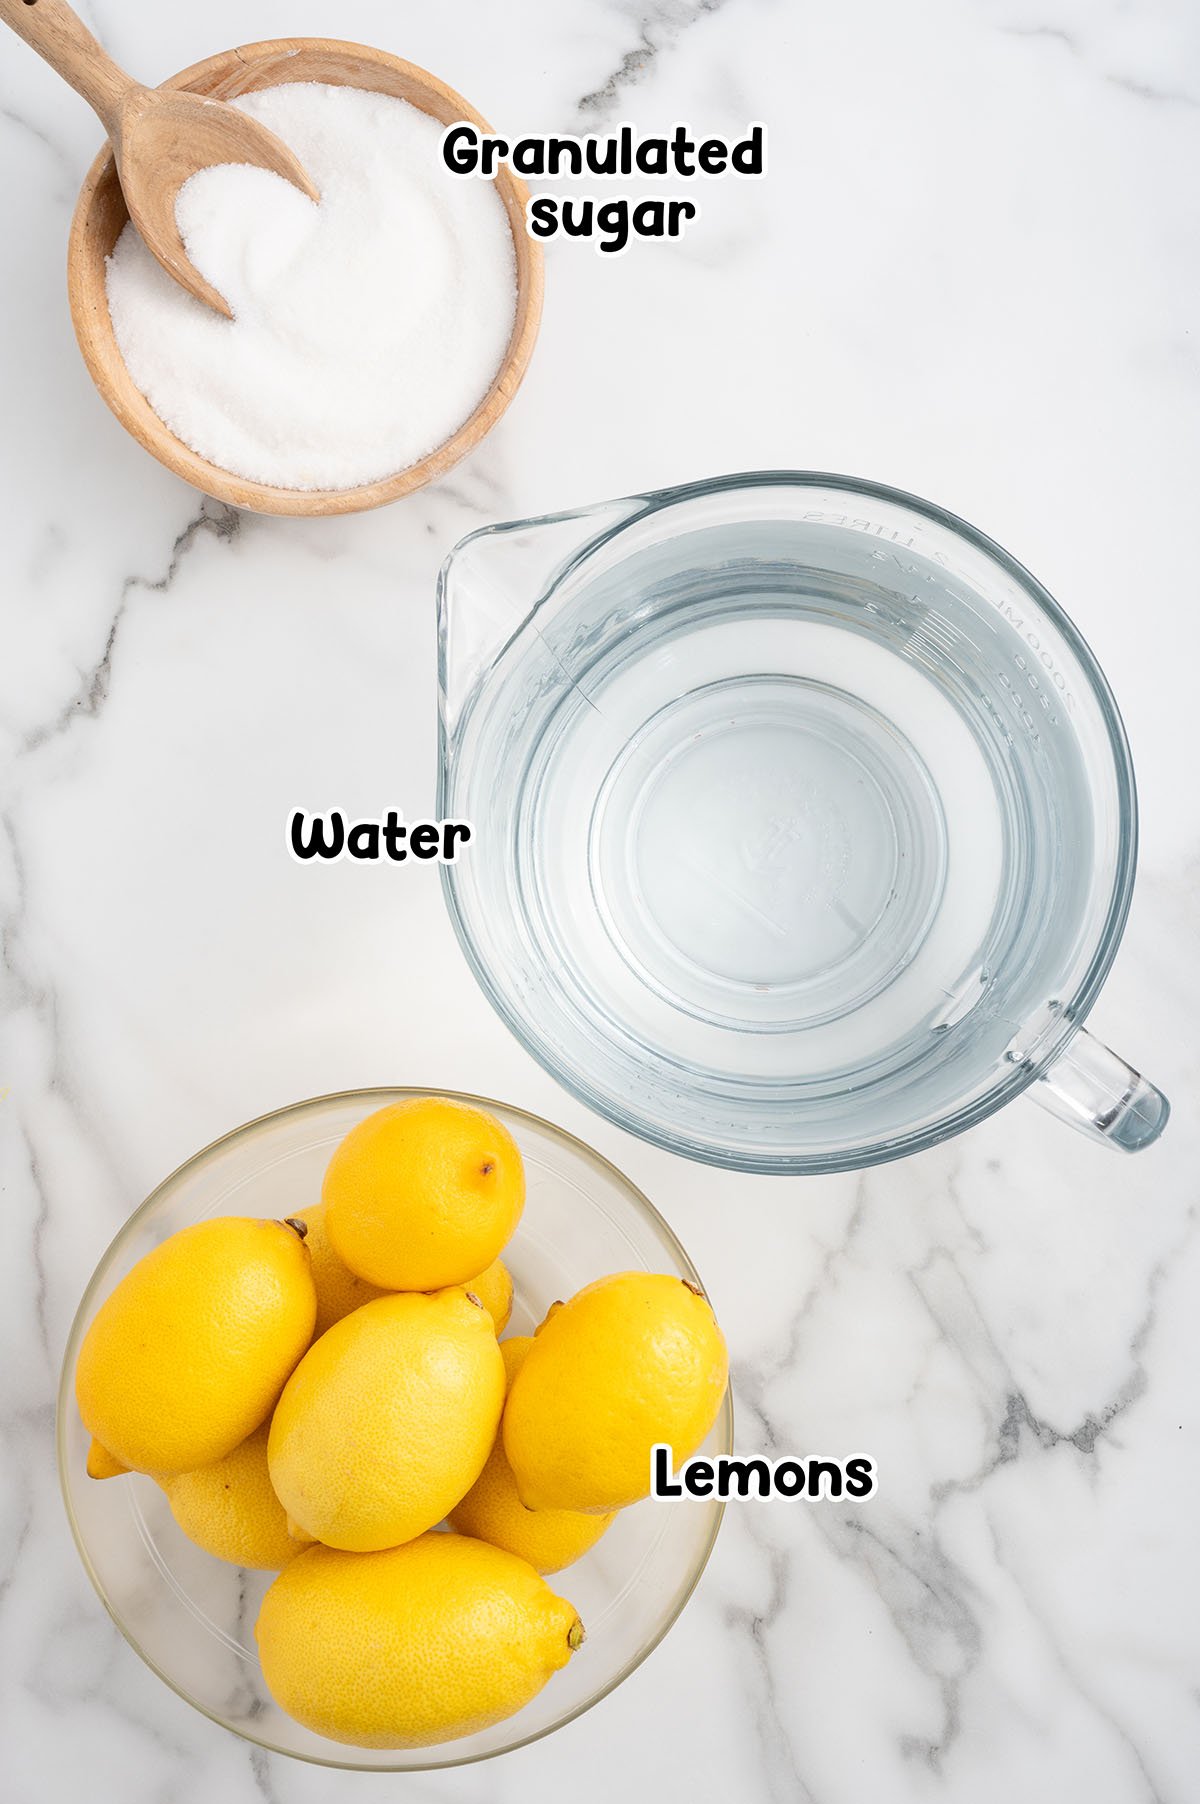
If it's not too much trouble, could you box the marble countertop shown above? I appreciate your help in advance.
[3,1,1199,1800]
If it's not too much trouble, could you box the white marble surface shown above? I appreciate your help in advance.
[2,1,1199,1799]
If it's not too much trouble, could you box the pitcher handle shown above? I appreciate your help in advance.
[1028,1024,1170,1152]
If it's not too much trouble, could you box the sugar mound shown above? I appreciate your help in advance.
[105,83,518,492]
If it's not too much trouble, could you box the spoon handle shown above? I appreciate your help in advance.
[0,0,137,133]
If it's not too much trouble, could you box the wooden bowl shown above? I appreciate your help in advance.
[68,39,543,517]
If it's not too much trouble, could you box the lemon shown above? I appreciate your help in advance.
[158,1423,313,1570]
[323,1098,524,1290]
[268,1288,504,1551]
[86,1439,128,1480]
[298,1200,390,1338]
[450,1338,613,1573]
[301,1191,511,1339]
[503,1272,728,1513]
[463,1257,513,1333]
[76,1216,316,1476]
[256,1532,582,1748]
[285,1201,513,1340]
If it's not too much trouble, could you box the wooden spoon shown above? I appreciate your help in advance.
[0,0,318,317]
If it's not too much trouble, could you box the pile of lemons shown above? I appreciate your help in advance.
[75,1097,728,1749]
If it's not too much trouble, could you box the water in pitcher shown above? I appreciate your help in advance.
[459,512,1099,1156]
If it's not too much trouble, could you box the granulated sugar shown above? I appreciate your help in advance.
[105,83,518,491]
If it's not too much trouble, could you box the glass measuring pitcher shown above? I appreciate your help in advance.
[437,473,1168,1174]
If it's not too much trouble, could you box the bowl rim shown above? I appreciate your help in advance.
[56,1084,733,1771]
[67,39,544,517]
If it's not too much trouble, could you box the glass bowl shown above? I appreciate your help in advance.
[57,1088,732,1770]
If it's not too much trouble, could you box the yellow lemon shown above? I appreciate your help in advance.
[449,1338,613,1573]
[323,1097,524,1290]
[463,1257,513,1333]
[158,1423,313,1570]
[297,1200,390,1338]
[280,1204,513,1342]
[504,1272,728,1513]
[86,1439,128,1480]
[76,1216,316,1476]
[256,1532,582,1748]
[268,1288,504,1551]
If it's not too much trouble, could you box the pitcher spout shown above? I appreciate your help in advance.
[436,494,647,738]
